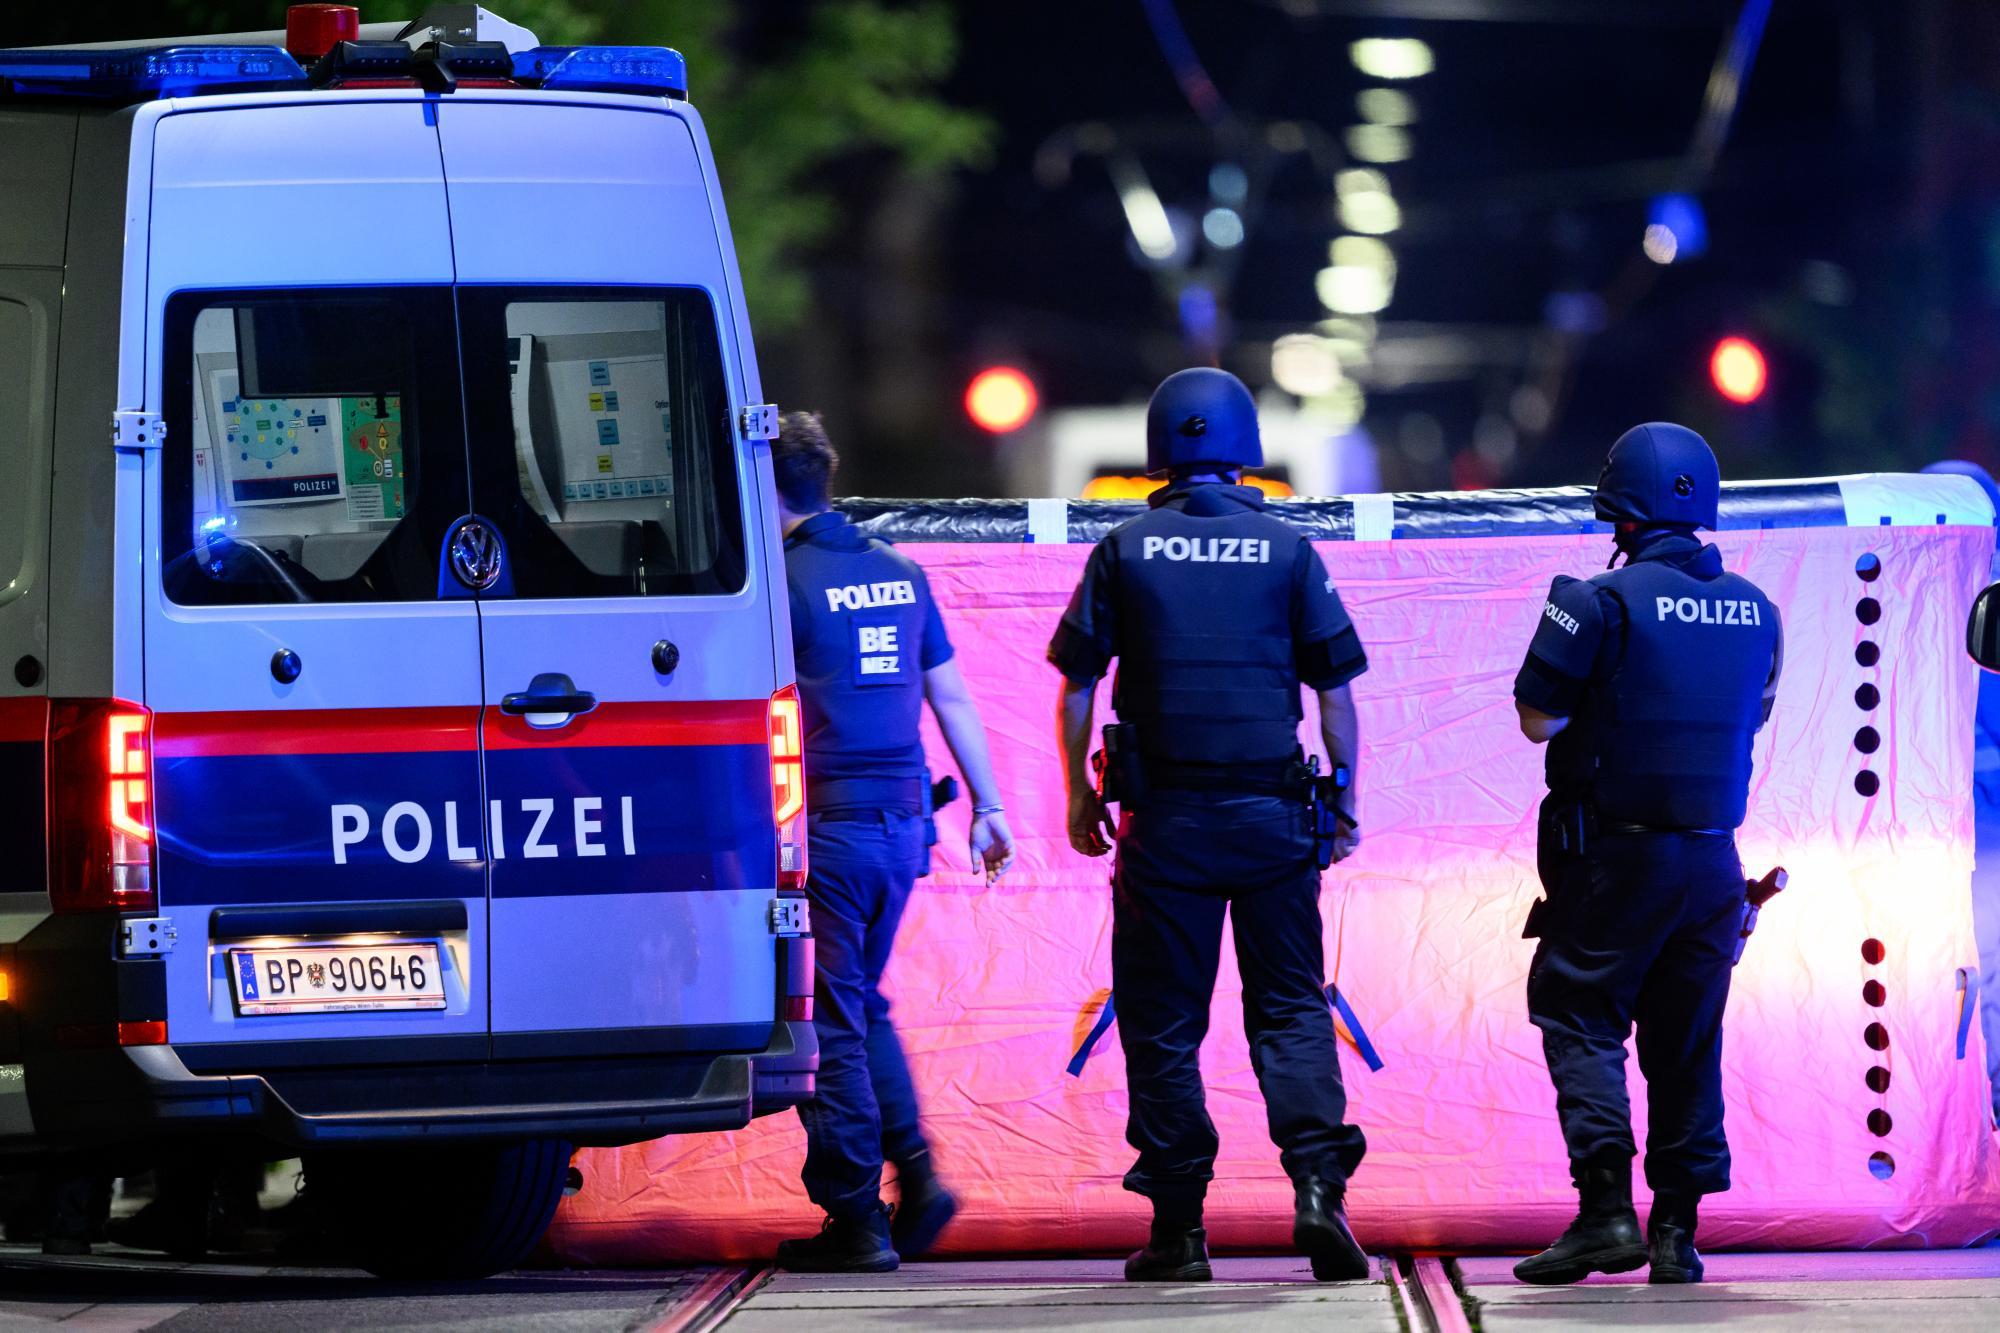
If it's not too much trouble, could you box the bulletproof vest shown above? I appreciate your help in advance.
[1107,487,1304,767]
[1570,547,1777,829]
[785,514,932,801]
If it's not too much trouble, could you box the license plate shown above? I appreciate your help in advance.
[228,942,446,1016]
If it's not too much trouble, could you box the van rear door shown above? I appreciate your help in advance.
[144,103,489,1060]
[437,101,778,1051]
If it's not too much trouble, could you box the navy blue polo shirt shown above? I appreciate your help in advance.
[785,510,955,801]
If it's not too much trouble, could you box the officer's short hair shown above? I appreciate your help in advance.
[774,411,840,513]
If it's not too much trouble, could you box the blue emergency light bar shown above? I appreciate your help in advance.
[0,42,687,103]
[511,46,688,98]
[0,45,310,100]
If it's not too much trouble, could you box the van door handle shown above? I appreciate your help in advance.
[500,672,598,724]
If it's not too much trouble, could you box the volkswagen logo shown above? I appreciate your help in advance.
[448,517,504,591]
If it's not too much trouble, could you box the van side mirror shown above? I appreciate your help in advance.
[1970,583,2000,672]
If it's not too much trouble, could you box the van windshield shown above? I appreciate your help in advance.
[161,286,745,605]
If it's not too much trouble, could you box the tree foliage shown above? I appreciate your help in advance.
[127,0,990,332]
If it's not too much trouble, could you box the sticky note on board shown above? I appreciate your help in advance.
[603,390,619,411]
[588,392,605,411]
[597,419,620,446]
[596,454,614,475]
[588,361,611,387]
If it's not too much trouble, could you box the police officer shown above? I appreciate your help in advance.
[770,412,1016,1273]
[1512,423,1782,1287]
[1049,368,1372,1284]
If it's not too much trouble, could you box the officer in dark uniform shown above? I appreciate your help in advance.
[1048,368,1372,1284]
[1512,423,1782,1287]
[770,413,1016,1273]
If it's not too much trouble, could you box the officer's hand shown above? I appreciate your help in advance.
[1330,825,1361,864]
[1068,790,1115,858]
[970,812,1016,884]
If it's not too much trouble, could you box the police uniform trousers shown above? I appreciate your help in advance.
[1111,789,1366,1208]
[796,809,931,1219]
[1527,814,1744,1199]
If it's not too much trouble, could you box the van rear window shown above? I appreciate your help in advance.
[163,288,469,606]
[456,287,747,598]
[163,286,746,606]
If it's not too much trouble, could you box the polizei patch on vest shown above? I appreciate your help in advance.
[1542,601,1581,635]
[826,579,916,612]
[1656,595,1763,626]
[1140,535,1273,563]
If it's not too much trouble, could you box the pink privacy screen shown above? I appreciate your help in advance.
[550,494,2000,1260]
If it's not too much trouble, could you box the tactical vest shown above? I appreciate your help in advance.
[1108,495,1305,767]
[1570,553,1777,830]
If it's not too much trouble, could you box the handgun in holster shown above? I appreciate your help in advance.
[1093,721,1145,812]
[1288,754,1354,872]
[919,767,960,877]
[1733,866,1787,964]
[1539,797,1596,858]
[1524,797,1597,938]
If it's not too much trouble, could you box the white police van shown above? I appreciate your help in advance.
[0,3,813,1276]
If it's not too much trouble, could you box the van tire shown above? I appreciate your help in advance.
[307,1138,572,1279]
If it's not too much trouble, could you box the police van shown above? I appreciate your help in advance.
[0,3,813,1276]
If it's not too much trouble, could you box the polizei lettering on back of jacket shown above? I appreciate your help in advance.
[1654,596,1763,626]
[330,797,640,864]
[1140,535,1273,563]
[825,580,917,612]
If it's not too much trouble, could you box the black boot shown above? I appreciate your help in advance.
[1646,1194,1703,1284]
[775,1205,900,1273]
[1125,1208,1211,1282]
[889,1151,958,1259]
[1294,1178,1370,1282]
[1513,1159,1646,1285]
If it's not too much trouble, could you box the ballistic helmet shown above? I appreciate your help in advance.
[1145,368,1263,475]
[1594,422,1720,530]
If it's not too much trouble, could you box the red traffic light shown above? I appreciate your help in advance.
[1710,337,1767,405]
[965,366,1038,433]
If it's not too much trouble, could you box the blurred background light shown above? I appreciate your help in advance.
[1350,38,1434,80]
[1644,193,1709,263]
[1642,223,1679,265]
[1710,336,1768,404]
[965,366,1040,432]
[1208,161,1248,205]
[1345,123,1411,164]
[1202,206,1245,249]
[1356,87,1416,126]
[1271,334,1345,397]
[1336,167,1401,235]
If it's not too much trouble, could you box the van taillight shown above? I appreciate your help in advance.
[768,686,808,892]
[48,700,156,914]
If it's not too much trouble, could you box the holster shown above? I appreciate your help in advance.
[1288,755,1353,872]
[1525,794,1596,939]
[1094,722,1145,811]
[918,767,960,878]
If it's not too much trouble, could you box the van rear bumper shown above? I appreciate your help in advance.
[22,1018,816,1153]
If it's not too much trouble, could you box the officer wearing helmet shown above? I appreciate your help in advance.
[1512,423,1782,1287]
[1048,368,1372,1284]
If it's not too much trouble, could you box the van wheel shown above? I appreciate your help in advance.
[307,1138,572,1279]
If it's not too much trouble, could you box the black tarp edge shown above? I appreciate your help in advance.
[836,479,1856,545]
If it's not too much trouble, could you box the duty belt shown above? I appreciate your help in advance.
[807,775,923,814]
[1601,820,1731,837]
[1140,759,1297,797]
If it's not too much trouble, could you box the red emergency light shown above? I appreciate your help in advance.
[285,4,361,62]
